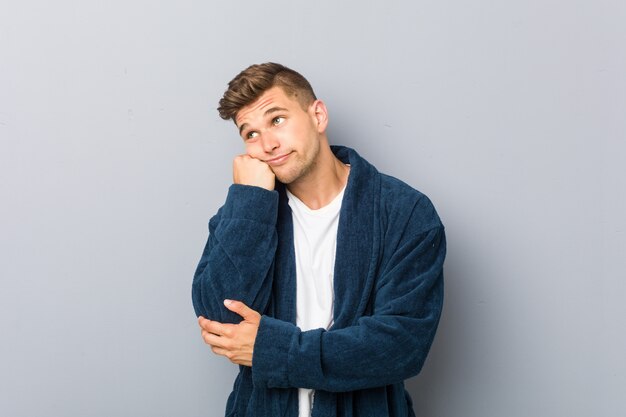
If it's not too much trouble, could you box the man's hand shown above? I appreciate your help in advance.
[198,300,261,367]
[233,155,275,190]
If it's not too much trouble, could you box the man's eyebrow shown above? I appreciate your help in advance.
[238,107,289,135]
[264,106,288,116]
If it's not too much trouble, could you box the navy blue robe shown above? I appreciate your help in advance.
[193,146,446,416]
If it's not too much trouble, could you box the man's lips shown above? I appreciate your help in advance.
[265,152,292,166]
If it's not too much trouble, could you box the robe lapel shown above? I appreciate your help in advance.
[272,185,297,323]
[331,146,381,328]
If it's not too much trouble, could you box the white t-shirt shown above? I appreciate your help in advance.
[286,187,345,417]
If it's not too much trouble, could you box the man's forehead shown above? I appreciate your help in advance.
[235,87,292,124]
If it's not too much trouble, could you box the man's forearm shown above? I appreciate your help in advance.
[192,184,279,323]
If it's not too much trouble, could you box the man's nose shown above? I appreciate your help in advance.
[261,131,279,153]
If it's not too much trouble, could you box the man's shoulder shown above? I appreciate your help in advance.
[379,172,422,198]
[378,171,428,206]
[333,145,442,229]
[377,172,443,232]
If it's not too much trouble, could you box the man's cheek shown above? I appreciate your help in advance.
[244,148,259,159]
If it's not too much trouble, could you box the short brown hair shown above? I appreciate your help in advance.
[218,62,317,121]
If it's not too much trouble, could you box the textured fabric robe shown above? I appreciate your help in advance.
[192,146,446,417]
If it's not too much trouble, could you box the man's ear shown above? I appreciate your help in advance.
[311,99,329,132]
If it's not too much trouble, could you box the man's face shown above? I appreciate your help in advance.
[235,86,323,185]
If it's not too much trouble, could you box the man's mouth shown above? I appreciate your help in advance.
[265,152,292,166]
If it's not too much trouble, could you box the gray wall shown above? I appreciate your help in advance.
[1,1,624,416]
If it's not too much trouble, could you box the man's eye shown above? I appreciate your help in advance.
[246,131,259,139]
[272,117,285,125]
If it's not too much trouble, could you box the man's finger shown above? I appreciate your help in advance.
[198,316,229,336]
[202,330,228,349]
[198,316,213,331]
[210,345,229,358]
[223,299,258,321]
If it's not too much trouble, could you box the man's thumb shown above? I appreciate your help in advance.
[224,299,252,319]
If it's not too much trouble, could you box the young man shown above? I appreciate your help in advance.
[192,63,446,417]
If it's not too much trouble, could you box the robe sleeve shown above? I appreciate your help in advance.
[251,224,445,392]
[192,184,279,324]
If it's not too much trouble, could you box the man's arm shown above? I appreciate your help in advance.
[200,220,445,391]
[191,155,277,323]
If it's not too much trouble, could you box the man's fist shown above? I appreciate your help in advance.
[233,155,275,190]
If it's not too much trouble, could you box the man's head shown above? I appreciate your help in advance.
[220,63,333,187]
[218,62,317,122]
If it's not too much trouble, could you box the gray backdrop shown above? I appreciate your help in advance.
[1,1,624,416]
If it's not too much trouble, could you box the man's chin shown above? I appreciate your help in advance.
[274,175,294,185]
[274,170,298,185]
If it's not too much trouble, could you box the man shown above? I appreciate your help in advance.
[192,63,445,417]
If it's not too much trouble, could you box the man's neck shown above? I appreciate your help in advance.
[286,145,350,210]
